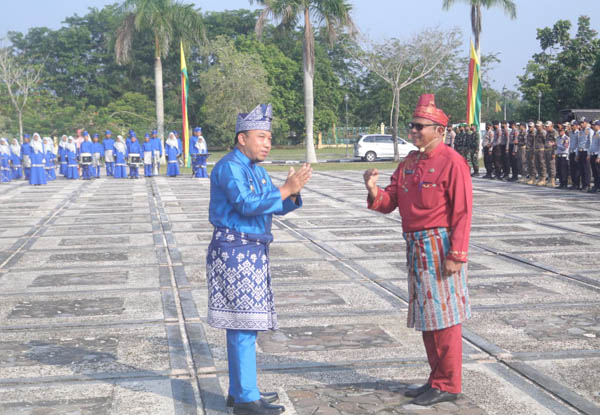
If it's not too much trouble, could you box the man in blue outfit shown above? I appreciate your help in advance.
[207,104,312,415]
[80,131,94,180]
[21,134,32,180]
[104,130,115,176]
[150,129,162,174]
[92,134,103,178]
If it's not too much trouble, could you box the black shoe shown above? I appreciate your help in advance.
[483,174,492,179]
[227,392,279,407]
[233,399,285,415]
[404,383,431,398]
[470,172,479,177]
[588,187,598,193]
[411,387,458,406]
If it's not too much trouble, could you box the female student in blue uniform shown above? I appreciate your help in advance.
[113,136,128,179]
[29,133,47,185]
[165,132,181,177]
[58,135,68,176]
[9,138,22,179]
[0,138,11,183]
[43,137,56,181]
[66,137,79,179]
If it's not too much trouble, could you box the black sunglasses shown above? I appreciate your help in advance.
[408,122,441,131]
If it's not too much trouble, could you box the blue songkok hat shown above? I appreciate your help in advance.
[193,127,202,133]
[105,130,112,135]
[151,129,157,135]
[144,133,150,138]
[131,132,136,138]
[83,130,89,136]
[92,133,99,138]
[23,133,30,139]
[235,104,273,134]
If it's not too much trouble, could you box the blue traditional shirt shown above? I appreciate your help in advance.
[103,138,115,152]
[129,141,142,154]
[92,142,103,155]
[190,135,199,155]
[151,138,163,156]
[209,148,301,236]
[80,140,93,154]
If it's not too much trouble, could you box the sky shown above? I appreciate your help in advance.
[2,0,599,91]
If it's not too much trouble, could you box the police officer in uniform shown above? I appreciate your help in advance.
[491,121,503,179]
[578,119,593,192]
[499,121,510,179]
[556,124,570,189]
[588,120,600,193]
[482,124,493,178]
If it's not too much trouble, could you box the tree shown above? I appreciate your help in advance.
[115,0,204,143]
[199,37,272,147]
[442,0,516,55]
[0,46,42,140]
[253,0,356,163]
[354,28,461,161]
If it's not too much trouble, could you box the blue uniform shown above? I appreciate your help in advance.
[66,145,79,179]
[9,143,22,179]
[92,142,103,177]
[143,141,154,177]
[80,140,94,180]
[207,147,301,404]
[192,135,209,178]
[44,147,56,181]
[128,141,141,178]
[0,141,10,183]
[104,138,115,176]
[114,143,128,179]
[22,142,32,180]
[29,144,47,185]
[58,140,68,176]
[166,140,181,177]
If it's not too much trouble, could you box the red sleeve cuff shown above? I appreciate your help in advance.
[367,187,383,210]
[446,250,468,263]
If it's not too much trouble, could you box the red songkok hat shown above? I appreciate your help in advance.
[413,94,449,127]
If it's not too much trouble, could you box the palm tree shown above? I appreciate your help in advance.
[253,0,356,163]
[442,0,516,55]
[115,0,203,144]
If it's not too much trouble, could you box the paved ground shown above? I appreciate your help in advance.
[1,171,599,415]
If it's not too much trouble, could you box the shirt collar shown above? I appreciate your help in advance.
[233,147,253,166]
[421,140,445,160]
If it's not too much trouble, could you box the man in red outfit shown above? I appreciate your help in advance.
[364,94,472,406]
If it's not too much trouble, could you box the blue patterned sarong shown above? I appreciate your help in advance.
[206,228,276,331]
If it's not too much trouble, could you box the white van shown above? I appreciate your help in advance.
[354,134,418,161]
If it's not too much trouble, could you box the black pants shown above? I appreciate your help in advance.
[508,144,518,178]
[493,146,502,178]
[483,147,493,176]
[557,156,569,186]
[591,154,599,189]
[500,145,509,176]
[569,152,580,187]
[578,151,591,188]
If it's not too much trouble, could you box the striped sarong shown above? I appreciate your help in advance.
[404,227,471,331]
[206,227,277,331]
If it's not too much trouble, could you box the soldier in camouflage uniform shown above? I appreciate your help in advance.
[455,124,467,158]
[508,121,519,181]
[526,122,537,184]
[544,121,558,187]
[534,121,547,186]
[499,121,510,179]
[467,124,480,176]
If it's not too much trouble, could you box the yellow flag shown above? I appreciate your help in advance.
[495,101,502,113]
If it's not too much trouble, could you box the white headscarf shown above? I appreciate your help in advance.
[43,137,55,154]
[114,135,126,153]
[0,138,9,155]
[166,132,178,149]
[31,133,44,154]
[59,135,68,149]
[66,137,76,153]
[10,138,20,155]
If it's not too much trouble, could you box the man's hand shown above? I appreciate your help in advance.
[279,163,312,200]
[443,258,463,276]
[363,168,379,200]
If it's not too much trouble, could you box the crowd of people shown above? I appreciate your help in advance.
[445,119,600,191]
[0,128,209,185]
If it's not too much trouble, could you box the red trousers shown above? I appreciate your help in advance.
[422,323,462,394]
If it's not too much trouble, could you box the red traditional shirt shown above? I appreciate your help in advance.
[368,142,473,262]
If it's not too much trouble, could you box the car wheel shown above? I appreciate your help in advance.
[365,151,377,162]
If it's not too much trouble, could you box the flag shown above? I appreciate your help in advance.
[466,40,482,128]
[495,101,502,113]
[180,40,190,167]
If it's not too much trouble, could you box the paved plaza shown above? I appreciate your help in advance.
[1,171,600,415]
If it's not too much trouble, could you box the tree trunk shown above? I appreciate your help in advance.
[18,110,23,142]
[154,55,166,161]
[392,87,400,162]
[302,8,317,164]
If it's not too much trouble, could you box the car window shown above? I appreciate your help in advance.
[375,136,392,143]
[363,136,376,143]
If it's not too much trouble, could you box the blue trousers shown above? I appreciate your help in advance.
[144,164,153,177]
[82,165,92,180]
[227,330,260,404]
[106,162,114,176]
[129,166,139,178]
